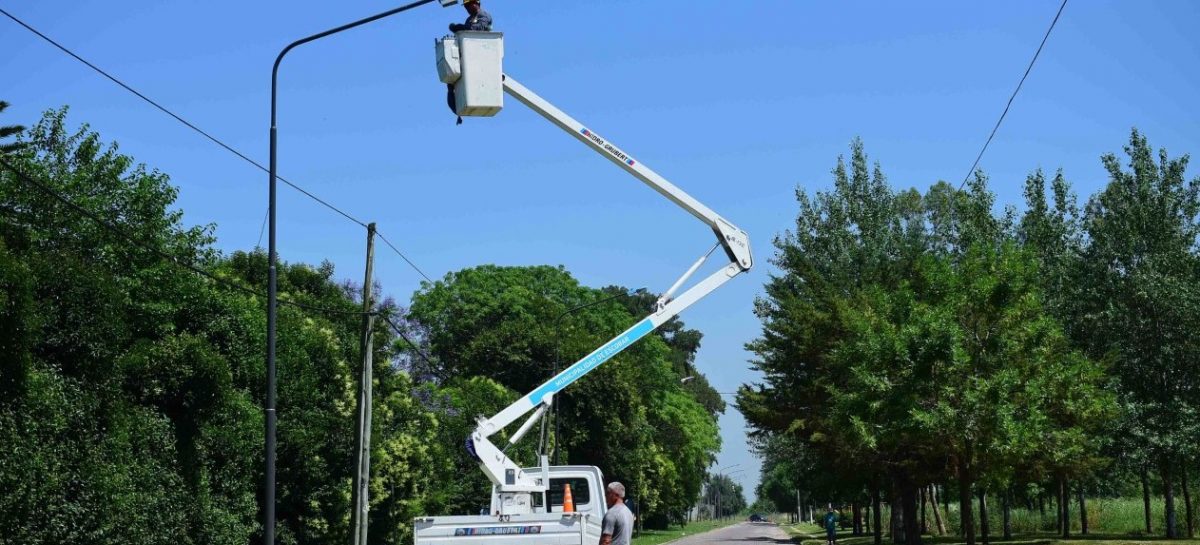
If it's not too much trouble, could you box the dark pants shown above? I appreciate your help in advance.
[446,84,462,125]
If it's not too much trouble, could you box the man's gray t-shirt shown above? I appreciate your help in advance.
[601,502,634,545]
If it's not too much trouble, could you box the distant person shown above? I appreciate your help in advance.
[601,482,634,545]
[445,0,494,124]
[824,506,838,545]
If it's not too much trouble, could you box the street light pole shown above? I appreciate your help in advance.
[712,464,740,521]
[265,2,441,543]
[550,288,641,465]
[725,469,746,520]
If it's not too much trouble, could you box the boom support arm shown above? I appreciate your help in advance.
[502,77,752,270]
[466,74,753,496]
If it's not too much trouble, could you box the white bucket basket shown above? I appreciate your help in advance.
[435,32,504,117]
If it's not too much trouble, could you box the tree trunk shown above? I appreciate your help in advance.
[1144,468,1154,534]
[866,501,872,533]
[900,473,922,545]
[921,484,931,532]
[1056,480,1065,532]
[891,501,899,543]
[1164,457,1178,539]
[891,483,902,544]
[1055,488,1062,535]
[1078,485,1088,535]
[930,485,947,536]
[873,483,884,545]
[942,483,950,524]
[1038,494,1045,517]
[1183,463,1194,539]
[959,462,976,545]
[1002,489,1013,541]
[978,488,990,545]
[854,502,863,536]
[1061,475,1071,538]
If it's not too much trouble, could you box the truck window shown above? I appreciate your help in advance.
[536,477,590,507]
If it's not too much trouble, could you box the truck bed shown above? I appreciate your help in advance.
[414,512,601,545]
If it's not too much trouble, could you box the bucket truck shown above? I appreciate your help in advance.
[414,29,753,545]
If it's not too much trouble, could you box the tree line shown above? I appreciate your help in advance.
[0,107,724,544]
[739,133,1200,544]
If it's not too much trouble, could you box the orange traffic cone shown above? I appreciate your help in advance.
[562,483,575,513]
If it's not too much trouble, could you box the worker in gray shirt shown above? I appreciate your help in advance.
[601,482,634,545]
[448,0,492,32]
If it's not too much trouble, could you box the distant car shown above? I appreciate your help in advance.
[749,513,764,522]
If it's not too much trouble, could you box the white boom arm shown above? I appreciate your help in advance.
[466,74,753,500]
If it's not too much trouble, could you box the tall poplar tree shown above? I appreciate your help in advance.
[1078,129,1200,538]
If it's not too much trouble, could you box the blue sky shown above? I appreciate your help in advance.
[4,0,1198,503]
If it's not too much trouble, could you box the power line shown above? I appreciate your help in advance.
[378,232,434,284]
[257,209,269,249]
[958,0,1068,190]
[1,7,434,284]
[0,156,366,317]
[0,6,368,229]
[380,313,438,370]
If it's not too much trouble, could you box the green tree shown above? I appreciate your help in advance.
[0,108,445,545]
[739,140,929,542]
[419,376,529,516]
[0,101,23,154]
[405,265,720,527]
[703,474,747,518]
[1077,129,1200,538]
[1018,168,1083,319]
[1,108,239,545]
[741,141,1115,545]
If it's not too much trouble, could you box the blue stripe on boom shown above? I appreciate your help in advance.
[530,318,654,404]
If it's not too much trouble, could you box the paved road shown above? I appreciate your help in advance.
[666,522,793,544]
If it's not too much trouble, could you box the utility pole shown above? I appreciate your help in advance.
[350,223,377,545]
[718,484,722,521]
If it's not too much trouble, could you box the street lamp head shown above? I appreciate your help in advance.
[680,376,695,384]
[438,0,459,6]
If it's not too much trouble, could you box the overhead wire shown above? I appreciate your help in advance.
[0,6,367,229]
[379,313,438,370]
[0,156,367,317]
[957,0,1069,191]
[1,6,433,283]
[257,209,269,249]
[3,155,443,366]
[378,232,435,284]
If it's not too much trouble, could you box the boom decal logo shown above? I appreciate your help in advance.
[580,128,637,167]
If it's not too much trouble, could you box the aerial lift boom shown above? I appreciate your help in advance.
[436,31,753,515]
